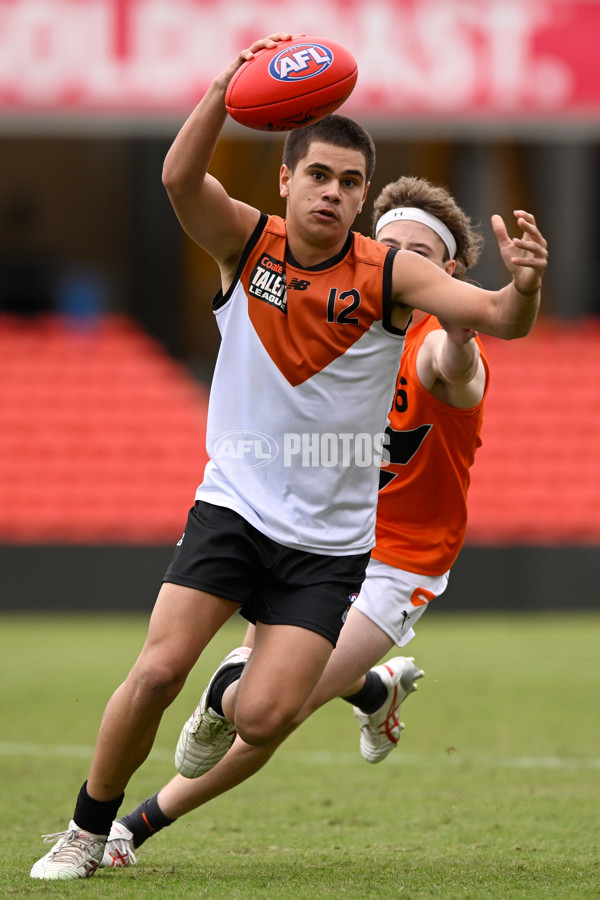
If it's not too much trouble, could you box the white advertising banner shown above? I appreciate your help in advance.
[0,0,598,124]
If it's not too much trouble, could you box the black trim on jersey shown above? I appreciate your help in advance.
[285,230,354,272]
[381,247,408,336]
[211,212,269,311]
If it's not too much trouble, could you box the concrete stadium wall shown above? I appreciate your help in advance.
[0,545,598,613]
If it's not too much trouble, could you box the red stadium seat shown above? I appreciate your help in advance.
[0,314,209,544]
[1,313,599,545]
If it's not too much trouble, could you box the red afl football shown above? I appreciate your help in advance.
[225,36,358,132]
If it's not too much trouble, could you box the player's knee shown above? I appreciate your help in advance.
[129,657,188,707]
[234,704,292,746]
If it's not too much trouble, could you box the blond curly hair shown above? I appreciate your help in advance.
[371,175,484,280]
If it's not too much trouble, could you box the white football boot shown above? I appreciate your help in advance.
[353,656,424,763]
[175,646,251,778]
[30,820,106,880]
[100,820,137,868]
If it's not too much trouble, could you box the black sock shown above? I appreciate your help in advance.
[120,793,175,849]
[207,663,245,717]
[73,781,124,837]
[342,670,387,715]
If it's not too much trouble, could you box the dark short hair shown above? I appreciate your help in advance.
[282,115,376,182]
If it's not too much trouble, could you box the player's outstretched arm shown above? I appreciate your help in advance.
[162,33,292,269]
[390,210,547,340]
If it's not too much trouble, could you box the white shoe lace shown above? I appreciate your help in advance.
[104,837,137,866]
[189,708,235,741]
[40,827,100,865]
[40,828,71,845]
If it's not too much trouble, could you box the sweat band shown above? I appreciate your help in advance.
[375,207,457,260]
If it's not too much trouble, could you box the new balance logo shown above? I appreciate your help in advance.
[288,278,311,291]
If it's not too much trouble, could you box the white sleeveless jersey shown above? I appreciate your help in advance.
[195,213,406,555]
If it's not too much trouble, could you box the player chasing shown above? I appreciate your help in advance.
[30,32,547,880]
[97,173,491,866]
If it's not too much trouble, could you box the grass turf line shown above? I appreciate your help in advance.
[1,611,598,898]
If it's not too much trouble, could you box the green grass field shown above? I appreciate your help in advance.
[1,611,598,899]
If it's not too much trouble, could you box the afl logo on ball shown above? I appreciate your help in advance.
[268,42,333,82]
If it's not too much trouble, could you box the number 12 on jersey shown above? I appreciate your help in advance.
[326,288,361,325]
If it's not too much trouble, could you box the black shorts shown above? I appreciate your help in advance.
[163,501,370,646]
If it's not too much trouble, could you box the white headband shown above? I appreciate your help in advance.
[375,207,457,260]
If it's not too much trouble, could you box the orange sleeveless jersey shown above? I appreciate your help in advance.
[372,314,489,575]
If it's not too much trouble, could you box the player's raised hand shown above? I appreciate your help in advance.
[215,34,295,91]
[492,210,548,296]
[238,33,297,63]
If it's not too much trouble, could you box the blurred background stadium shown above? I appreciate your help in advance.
[1,0,598,612]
